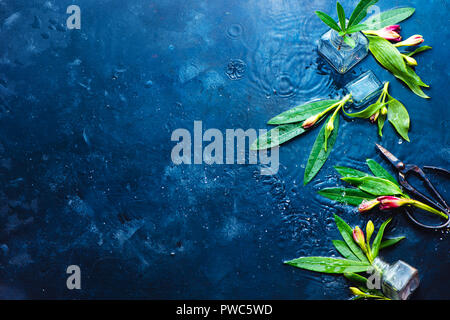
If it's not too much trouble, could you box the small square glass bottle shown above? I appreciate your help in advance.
[318,29,369,74]
[344,70,384,108]
[373,257,420,300]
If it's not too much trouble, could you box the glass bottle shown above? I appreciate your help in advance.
[372,257,420,300]
[318,29,369,74]
[344,70,384,108]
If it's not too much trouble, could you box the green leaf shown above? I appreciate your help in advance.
[406,46,432,57]
[344,272,369,286]
[332,240,359,260]
[267,99,339,125]
[250,123,306,150]
[315,11,342,32]
[364,7,415,30]
[367,35,430,99]
[344,101,385,119]
[346,24,368,34]
[334,166,368,178]
[337,2,346,31]
[334,215,369,263]
[367,35,407,73]
[343,35,356,48]
[348,0,379,27]
[371,218,391,259]
[377,112,386,137]
[393,67,430,99]
[366,159,398,185]
[387,97,410,142]
[304,114,339,185]
[318,188,373,206]
[284,257,371,274]
[341,176,403,196]
[379,236,405,249]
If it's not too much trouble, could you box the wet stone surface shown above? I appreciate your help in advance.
[0,0,448,299]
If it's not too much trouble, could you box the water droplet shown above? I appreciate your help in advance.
[225,59,246,80]
[226,24,243,39]
[398,139,403,144]
[145,80,153,88]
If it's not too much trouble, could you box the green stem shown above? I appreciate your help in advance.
[410,200,448,220]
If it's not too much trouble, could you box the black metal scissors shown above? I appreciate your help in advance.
[376,144,450,229]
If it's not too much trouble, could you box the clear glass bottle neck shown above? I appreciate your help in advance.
[330,30,359,50]
[373,257,390,274]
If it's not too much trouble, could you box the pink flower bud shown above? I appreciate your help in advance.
[394,35,424,47]
[365,25,402,42]
[358,199,380,213]
[370,111,380,123]
[377,196,411,210]
[385,25,401,32]
[302,114,320,129]
[353,226,367,253]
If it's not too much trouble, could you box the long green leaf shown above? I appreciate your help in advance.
[393,67,430,99]
[364,7,415,30]
[337,2,346,31]
[344,272,369,286]
[346,24,368,34]
[406,46,432,57]
[332,240,359,260]
[284,257,371,274]
[268,99,339,125]
[367,35,407,73]
[318,188,373,206]
[367,35,429,99]
[334,215,369,263]
[372,218,391,258]
[315,11,342,32]
[387,97,410,142]
[344,101,385,119]
[379,236,405,249]
[366,159,398,185]
[348,0,379,27]
[334,166,368,178]
[341,176,403,196]
[377,112,386,137]
[304,115,339,185]
[250,123,306,150]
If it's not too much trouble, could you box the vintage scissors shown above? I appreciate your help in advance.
[376,144,450,229]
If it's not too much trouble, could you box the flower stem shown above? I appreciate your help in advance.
[410,200,449,220]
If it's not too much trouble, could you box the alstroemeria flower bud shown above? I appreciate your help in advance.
[350,287,366,296]
[353,226,367,252]
[302,114,320,129]
[402,54,418,66]
[366,220,374,243]
[326,120,334,132]
[365,25,402,42]
[394,35,424,47]
[377,196,411,210]
[358,199,380,213]
[370,111,380,123]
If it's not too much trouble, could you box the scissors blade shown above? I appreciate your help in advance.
[375,144,404,169]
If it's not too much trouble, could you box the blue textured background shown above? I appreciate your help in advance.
[0,0,448,299]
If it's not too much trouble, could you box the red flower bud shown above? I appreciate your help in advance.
[394,35,424,47]
[358,199,380,213]
[365,25,402,42]
[377,196,410,210]
[353,226,367,252]
[302,114,320,129]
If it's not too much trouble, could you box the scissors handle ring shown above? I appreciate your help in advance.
[405,207,450,229]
